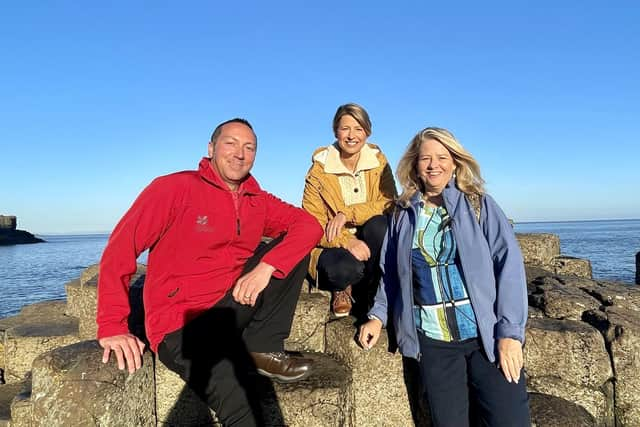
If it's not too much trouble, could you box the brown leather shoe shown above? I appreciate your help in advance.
[332,285,353,318]
[250,351,313,383]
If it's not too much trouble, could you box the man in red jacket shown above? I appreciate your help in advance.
[97,118,323,426]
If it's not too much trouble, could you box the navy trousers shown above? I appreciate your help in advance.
[417,333,531,427]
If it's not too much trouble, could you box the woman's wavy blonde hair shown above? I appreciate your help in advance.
[396,127,485,205]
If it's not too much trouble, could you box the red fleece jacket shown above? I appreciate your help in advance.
[97,158,323,351]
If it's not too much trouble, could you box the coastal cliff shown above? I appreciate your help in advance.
[0,215,44,246]
[0,233,639,426]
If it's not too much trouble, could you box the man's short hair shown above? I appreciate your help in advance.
[210,118,256,144]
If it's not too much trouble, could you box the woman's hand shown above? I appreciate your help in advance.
[346,238,371,261]
[325,212,347,242]
[497,337,524,383]
[358,318,383,350]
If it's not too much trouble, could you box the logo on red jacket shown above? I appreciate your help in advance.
[195,215,214,232]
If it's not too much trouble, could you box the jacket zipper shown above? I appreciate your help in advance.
[446,195,486,354]
[232,191,241,236]
[406,202,421,361]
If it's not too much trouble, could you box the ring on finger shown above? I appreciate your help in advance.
[244,295,251,300]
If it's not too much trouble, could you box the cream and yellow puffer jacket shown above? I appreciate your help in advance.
[302,142,397,281]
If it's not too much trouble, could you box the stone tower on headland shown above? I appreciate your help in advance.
[0,215,45,245]
[0,215,17,231]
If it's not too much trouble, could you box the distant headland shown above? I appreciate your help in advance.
[0,215,45,245]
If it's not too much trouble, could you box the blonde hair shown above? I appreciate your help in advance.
[396,127,485,205]
[332,103,372,137]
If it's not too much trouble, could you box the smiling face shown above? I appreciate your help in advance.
[335,114,367,158]
[208,122,257,191]
[417,138,456,195]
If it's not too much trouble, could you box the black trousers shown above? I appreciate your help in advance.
[157,236,309,426]
[316,214,387,292]
[417,333,531,427]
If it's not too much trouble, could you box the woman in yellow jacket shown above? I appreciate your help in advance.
[302,103,397,318]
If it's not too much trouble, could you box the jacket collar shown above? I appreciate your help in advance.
[442,178,463,216]
[406,178,462,212]
[197,157,261,194]
[409,191,422,210]
[321,143,380,174]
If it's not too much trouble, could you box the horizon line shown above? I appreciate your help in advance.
[29,217,640,235]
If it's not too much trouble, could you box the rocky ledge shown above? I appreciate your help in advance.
[0,233,638,426]
[0,215,44,246]
[0,229,45,246]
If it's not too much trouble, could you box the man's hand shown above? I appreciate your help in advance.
[232,261,276,306]
[358,318,382,350]
[497,337,524,383]
[99,333,145,373]
[325,212,347,242]
[346,238,371,261]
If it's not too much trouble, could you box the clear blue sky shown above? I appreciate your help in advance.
[1,1,638,233]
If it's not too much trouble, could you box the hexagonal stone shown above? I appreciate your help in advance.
[20,300,66,318]
[3,314,79,384]
[67,266,146,340]
[529,392,596,426]
[598,307,640,427]
[286,291,330,353]
[0,382,23,425]
[525,318,613,425]
[528,276,601,320]
[9,386,31,427]
[325,317,420,426]
[63,279,82,318]
[261,352,352,426]
[552,256,592,279]
[516,233,559,266]
[30,340,155,426]
[0,315,24,375]
[154,358,218,426]
[64,279,96,339]
[156,352,350,427]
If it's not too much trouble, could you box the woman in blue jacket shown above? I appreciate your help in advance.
[359,127,530,426]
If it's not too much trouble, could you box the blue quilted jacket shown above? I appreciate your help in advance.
[368,179,528,362]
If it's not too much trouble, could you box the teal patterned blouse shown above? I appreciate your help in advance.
[412,204,478,341]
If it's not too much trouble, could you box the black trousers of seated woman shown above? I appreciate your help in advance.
[316,214,387,319]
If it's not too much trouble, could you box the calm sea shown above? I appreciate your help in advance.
[0,234,148,319]
[514,219,639,283]
[1,219,638,319]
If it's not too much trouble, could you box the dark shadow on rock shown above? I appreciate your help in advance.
[350,275,379,325]
[529,392,596,426]
[347,314,430,426]
[401,356,432,427]
[161,307,285,426]
[128,274,147,345]
[162,382,218,426]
